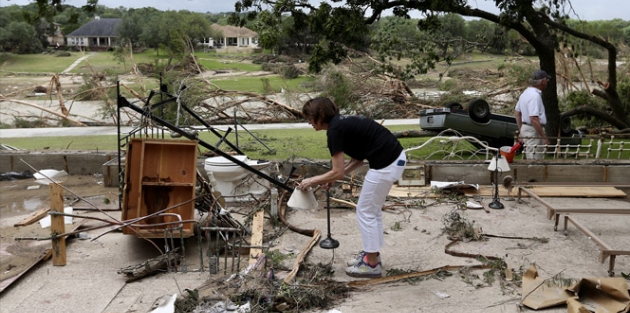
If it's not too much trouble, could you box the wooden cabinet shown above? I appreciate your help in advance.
[121,138,198,238]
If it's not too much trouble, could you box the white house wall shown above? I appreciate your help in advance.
[68,37,88,47]
[200,36,258,48]
[67,36,115,47]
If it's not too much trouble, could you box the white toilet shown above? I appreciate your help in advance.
[204,155,271,202]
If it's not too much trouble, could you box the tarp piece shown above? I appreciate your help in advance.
[568,277,630,313]
[521,264,630,313]
[521,264,574,310]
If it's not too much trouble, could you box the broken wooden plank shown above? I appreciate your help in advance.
[248,209,264,265]
[283,229,321,284]
[0,219,86,294]
[524,186,626,197]
[330,197,357,209]
[0,249,50,294]
[14,208,50,227]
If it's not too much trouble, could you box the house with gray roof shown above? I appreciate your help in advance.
[66,17,121,51]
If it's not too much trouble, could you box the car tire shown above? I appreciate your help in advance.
[445,102,463,110]
[468,99,491,123]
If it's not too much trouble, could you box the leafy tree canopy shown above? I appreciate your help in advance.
[231,0,629,132]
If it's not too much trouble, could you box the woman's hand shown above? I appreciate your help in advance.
[298,177,315,190]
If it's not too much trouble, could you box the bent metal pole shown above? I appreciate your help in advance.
[118,95,294,193]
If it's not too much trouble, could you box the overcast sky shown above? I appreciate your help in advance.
[1,0,628,21]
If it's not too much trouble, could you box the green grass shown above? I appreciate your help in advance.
[195,54,262,72]
[69,52,127,74]
[3,126,629,161]
[208,76,315,93]
[0,50,260,75]
[0,124,422,160]
[0,135,119,151]
[0,53,77,73]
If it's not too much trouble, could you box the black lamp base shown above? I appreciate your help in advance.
[319,237,340,249]
[488,200,504,209]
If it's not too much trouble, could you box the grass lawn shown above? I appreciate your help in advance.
[68,52,127,74]
[0,53,77,73]
[208,76,315,93]
[0,124,426,160]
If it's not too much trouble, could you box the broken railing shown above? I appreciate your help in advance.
[520,134,629,160]
[407,129,629,161]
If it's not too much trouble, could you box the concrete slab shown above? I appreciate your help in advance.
[1,176,628,313]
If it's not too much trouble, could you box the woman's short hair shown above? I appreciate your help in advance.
[302,97,339,125]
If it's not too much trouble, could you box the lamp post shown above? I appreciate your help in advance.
[319,189,339,249]
[487,152,511,209]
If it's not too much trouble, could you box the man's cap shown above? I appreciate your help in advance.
[532,70,552,80]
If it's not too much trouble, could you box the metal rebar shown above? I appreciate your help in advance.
[164,228,173,273]
[197,223,204,272]
[224,231,229,275]
[180,227,187,273]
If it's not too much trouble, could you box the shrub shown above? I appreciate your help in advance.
[316,69,356,112]
[438,79,458,91]
[280,64,300,79]
[0,53,11,64]
[260,63,300,79]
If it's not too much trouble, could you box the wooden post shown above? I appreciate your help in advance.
[50,183,66,266]
[248,210,264,265]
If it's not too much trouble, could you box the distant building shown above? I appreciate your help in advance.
[66,16,121,51]
[46,22,64,47]
[201,24,259,49]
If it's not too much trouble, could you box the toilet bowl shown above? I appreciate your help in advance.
[204,155,271,202]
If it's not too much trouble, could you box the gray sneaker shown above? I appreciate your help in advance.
[345,259,382,278]
[346,251,381,267]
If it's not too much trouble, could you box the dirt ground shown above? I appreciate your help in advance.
[1,174,629,313]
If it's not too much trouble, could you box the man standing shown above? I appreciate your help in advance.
[515,70,552,159]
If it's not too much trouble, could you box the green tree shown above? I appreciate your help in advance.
[433,13,467,56]
[232,0,630,134]
[117,8,148,47]
[464,19,495,53]
[180,11,212,45]
[0,9,12,28]
[0,21,43,53]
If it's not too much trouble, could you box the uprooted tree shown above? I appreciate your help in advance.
[231,0,630,135]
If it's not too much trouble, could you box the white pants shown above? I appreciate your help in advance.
[356,151,407,253]
[521,124,545,160]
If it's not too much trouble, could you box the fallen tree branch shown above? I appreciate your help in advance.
[49,74,69,116]
[348,264,492,287]
[0,98,85,126]
[117,248,182,282]
[283,230,321,284]
[277,190,321,284]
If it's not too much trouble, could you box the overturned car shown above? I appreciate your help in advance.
[419,99,582,148]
